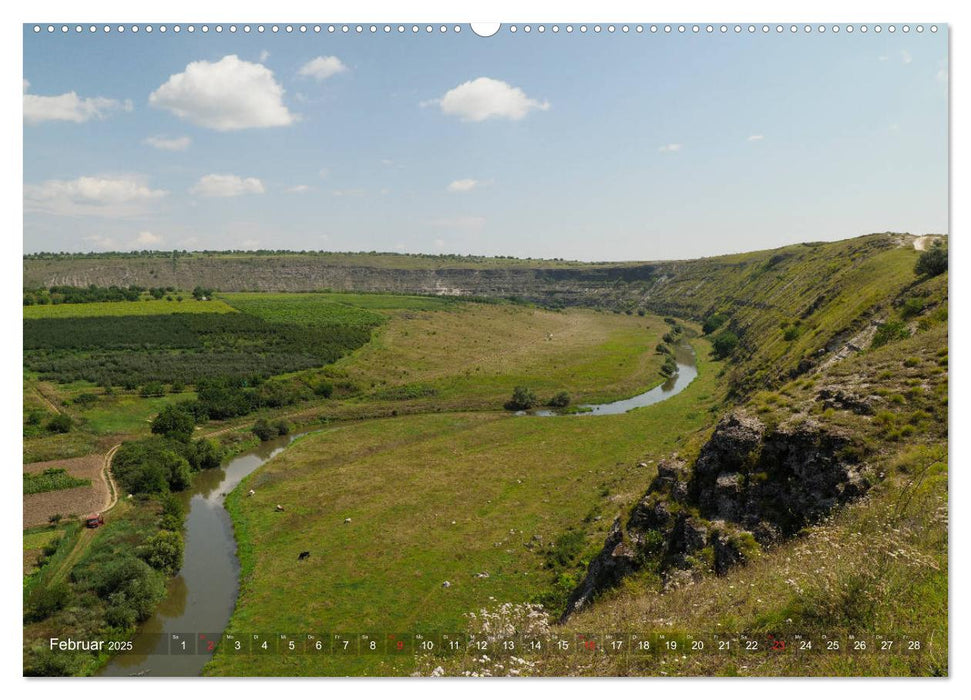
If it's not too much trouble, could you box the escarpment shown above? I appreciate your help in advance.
[561,411,870,620]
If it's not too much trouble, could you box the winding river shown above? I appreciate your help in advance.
[99,341,697,676]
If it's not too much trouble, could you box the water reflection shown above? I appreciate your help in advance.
[98,433,300,677]
[524,341,698,417]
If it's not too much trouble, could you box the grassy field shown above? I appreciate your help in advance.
[23,298,237,318]
[332,306,671,409]
[220,293,388,326]
[221,291,461,317]
[79,391,197,435]
[207,336,723,675]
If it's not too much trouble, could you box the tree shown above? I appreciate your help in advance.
[143,530,184,574]
[703,313,729,335]
[46,413,72,434]
[712,330,740,359]
[915,243,947,277]
[252,418,277,442]
[506,386,538,410]
[151,404,195,442]
[189,439,223,470]
[140,381,166,398]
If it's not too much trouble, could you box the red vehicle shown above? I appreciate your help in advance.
[84,513,104,528]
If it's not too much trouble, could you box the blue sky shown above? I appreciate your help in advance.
[22,25,948,261]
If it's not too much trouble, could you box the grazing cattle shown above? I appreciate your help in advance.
[298,551,310,561]
[275,504,285,512]
[248,489,255,497]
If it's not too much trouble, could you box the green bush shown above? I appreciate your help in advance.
[660,355,678,377]
[314,380,334,398]
[252,418,277,442]
[872,320,911,349]
[25,582,71,622]
[143,530,184,575]
[188,438,223,470]
[140,381,166,398]
[505,386,538,411]
[112,438,194,494]
[703,313,729,335]
[901,297,926,319]
[712,330,740,359]
[150,404,196,442]
[915,243,947,277]
[45,413,72,434]
[74,392,98,408]
[548,391,571,408]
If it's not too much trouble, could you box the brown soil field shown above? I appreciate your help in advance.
[23,454,107,529]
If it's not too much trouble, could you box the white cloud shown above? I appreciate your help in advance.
[24,175,167,217]
[259,50,270,62]
[427,77,549,122]
[134,231,162,245]
[447,178,486,193]
[901,50,913,65]
[286,185,311,193]
[433,238,446,249]
[190,174,265,198]
[318,168,331,179]
[298,56,348,82]
[149,55,296,131]
[24,86,132,125]
[658,143,682,153]
[937,60,948,83]
[144,135,191,151]
[878,55,890,62]
[331,188,365,197]
[747,134,764,142]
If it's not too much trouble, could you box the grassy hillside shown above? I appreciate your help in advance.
[208,336,723,676]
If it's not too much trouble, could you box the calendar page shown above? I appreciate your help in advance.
[20,7,950,684]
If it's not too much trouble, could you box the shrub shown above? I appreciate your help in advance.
[901,297,926,319]
[74,393,98,408]
[660,355,678,377]
[112,438,194,494]
[703,313,729,335]
[712,330,740,359]
[45,413,72,434]
[273,420,291,436]
[150,404,196,442]
[548,391,571,408]
[140,381,166,398]
[25,583,71,622]
[158,493,185,531]
[915,243,947,277]
[505,386,538,411]
[314,380,334,398]
[872,320,910,349]
[189,438,223,470]
[252,419,277,442]
[143,530,184,575]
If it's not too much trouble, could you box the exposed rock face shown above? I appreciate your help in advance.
[815,385,879,415]
[561,411,870,619]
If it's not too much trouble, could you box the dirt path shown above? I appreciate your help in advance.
[101,444,120,513]
[33,383,64,415]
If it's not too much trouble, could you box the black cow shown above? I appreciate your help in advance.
[298,551,310,561]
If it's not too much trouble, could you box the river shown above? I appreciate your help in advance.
[98,433,303,677]
[99,341,697,676]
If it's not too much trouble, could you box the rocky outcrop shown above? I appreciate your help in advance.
[815,385,881,415]
[561,411,870,619]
